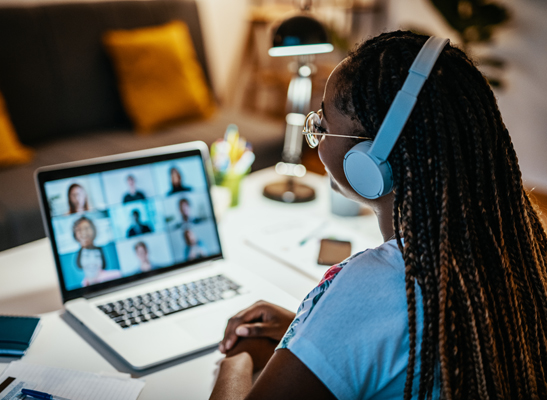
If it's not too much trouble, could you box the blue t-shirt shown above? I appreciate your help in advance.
[277,239,438,400]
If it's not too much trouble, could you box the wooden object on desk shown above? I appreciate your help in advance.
[529,188,547,229]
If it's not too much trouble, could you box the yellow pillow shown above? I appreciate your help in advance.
[0,91,33,166]
[103,21,215,132]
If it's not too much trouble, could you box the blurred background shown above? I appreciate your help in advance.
[200,0,547,193]
[199,0,547,225]
[0,0,545,253]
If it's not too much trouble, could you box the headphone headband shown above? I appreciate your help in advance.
[368,37,449,163]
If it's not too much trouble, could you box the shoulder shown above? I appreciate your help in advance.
[319,239,406,302]
[335,239,406,286]
[277,240,417,399]
[279,240,405,348]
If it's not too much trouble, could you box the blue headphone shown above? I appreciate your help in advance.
[343,36,449,199]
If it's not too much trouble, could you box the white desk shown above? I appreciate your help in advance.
[0,168,382,399]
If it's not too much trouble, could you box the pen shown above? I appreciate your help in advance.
[299,222,328,246]
[21,388,70,400]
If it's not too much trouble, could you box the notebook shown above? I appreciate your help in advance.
[0,361,144,400]
[0,316,40,357]
[35,141,298,370]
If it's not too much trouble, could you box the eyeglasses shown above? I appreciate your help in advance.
[302,110,370,148]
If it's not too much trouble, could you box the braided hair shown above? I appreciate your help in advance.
[335,31,547,399]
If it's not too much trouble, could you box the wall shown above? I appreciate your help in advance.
[195,0,248,102]
[387,0,547,191]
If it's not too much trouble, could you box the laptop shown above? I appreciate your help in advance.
[35,141,298,370]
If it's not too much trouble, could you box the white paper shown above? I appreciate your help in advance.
[0,362,144,400]
[245,214,383,281]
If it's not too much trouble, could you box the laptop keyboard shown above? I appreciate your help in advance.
[97,274,241,329]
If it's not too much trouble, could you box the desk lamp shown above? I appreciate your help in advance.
[262,12,333,203]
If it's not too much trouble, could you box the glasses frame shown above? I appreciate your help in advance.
[302,110,370,148]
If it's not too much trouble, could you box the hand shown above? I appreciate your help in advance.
[219,300,295,353]
[225,337,278,373]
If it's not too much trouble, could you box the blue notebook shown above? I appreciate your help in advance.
[0,316,41,357]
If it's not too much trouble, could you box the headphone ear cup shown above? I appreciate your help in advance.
[343,141,393,199]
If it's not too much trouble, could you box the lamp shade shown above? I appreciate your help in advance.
[269,15,334,57]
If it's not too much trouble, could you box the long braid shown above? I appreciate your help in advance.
[415,92,438,400]
[442,88,487,397]
[444,62,512,398]
[399,134,420,400]
[337,31,547,399]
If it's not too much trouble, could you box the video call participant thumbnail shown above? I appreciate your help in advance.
[134,241,154,272]
[178,198,207,227]
[73,216,121,287]
[183,229,206,261]
[67,183,89,214]
[127,209,152,238]
[168,167,192,195]
[123,174,146,203]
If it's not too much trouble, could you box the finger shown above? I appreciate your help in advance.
[219,328,238,354]
[235,322,286,341]
[219,302,270,352]
[232,301,270,323]
[219,313,250,353]
[219,317,248,353]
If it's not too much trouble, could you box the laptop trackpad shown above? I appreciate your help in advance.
[177,308,231,344]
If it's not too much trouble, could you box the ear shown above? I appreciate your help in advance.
[343,37,448,200]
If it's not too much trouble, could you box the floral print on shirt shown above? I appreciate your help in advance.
[277,250,366,349]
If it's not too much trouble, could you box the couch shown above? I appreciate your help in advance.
[0,0,285,251]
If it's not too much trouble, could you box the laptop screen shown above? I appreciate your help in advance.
[36,143,223,302]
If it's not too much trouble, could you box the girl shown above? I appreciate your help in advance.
[168,166,192,194]
[67,183,89,214]
[212,31,547,400]
[73,216,121,286]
